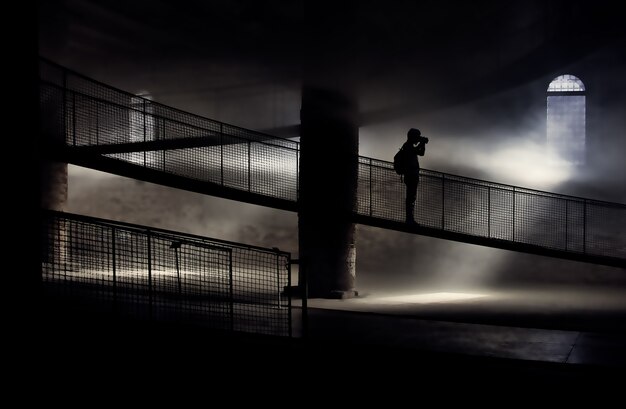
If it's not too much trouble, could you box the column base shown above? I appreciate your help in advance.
[282,286,359,299]
[328,289,359,299]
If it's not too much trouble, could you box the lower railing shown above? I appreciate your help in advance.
[41,210,292,337]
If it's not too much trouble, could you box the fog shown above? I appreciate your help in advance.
[64,45,626,297]
[45,0,625,298]
[67,161,626,298]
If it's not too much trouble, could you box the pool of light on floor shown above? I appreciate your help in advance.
[375,292,489,304]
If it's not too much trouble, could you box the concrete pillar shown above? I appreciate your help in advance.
[299,87,358,298]
[41,161,67,211]
[40,82,68,264]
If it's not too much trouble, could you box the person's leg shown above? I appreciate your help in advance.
[405,176,418,224]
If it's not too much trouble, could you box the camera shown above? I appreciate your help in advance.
[408,128,428,144]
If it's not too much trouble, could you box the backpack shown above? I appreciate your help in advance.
[393,147,410,175]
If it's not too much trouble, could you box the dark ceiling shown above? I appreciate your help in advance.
[38,0,626,126]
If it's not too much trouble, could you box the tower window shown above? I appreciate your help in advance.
[547,75,586,165]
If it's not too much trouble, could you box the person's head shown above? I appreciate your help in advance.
[407,128,421,144]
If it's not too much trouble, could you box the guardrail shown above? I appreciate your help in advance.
[41,210,292,336]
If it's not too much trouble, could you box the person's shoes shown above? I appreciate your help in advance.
[406,219,418,227]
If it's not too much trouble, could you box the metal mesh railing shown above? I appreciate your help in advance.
[39,58,626,265]
[357,157,626,260]
[39,59,299,202]
[41,211,292,336]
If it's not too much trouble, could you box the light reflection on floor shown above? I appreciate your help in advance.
[374,292,489,304]
[299,286,626,333]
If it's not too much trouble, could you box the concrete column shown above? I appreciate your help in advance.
[41,161,67,211]
[40,71,68,212]
[40,82,68,265]
[299,87,358,298]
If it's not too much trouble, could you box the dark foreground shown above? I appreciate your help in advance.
[18,299,623,403]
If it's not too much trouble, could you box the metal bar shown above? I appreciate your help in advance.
[60,219,67,286]
[565,199,569,251]
[583,200,587,254]
[162,117,166,172]
[301,256,308,339]
[488,186,491,238]
[112,227,117,308]
[220,123,224,186]
[143,99,147,167]
[175,247,181,296]
[441,174,445,230]
[369,158,373,217]
[287,254,292,338]
[513,187,516,242]
[229,250,234,332]
[247,140,251,192]
[147,230,153,320]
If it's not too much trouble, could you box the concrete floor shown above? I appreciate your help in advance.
[294,285,626,368]
[32,285,626,398]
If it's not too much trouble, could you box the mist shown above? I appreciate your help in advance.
[67,166,299,255]
[67,162,626,299]
[46,0,625,301]
[361,62,626,203]
[65,43,626,298]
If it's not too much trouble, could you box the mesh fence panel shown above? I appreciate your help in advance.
[39,59,299,202]
[356,158,626,261]
[41,211,292,336]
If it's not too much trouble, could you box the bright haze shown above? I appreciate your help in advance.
[39,0,626,293]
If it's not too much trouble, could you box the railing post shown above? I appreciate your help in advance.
[247,140,252,192]
[301,256,308,339]
[61,218,68,287]
[276,252,281,309]
[583,199,587,254]
[512,187,516,242]
[369,158,373,217]
[220,123,224,186]
[441,174,445,230]
[287,255,292,338]
[112,227,117,309]
[162,117,166,172]
[143,99,147,167]
[488,186,491,238]
[565,199,569,251]
[229,250,234,332]
[174,246,181,296]
[147,230,153,320]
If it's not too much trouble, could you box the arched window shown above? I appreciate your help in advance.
[547,75,586,165]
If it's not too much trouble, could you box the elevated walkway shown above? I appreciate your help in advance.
[39,58,626,268]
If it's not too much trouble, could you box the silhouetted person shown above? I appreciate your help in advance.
[402,128,427,225]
